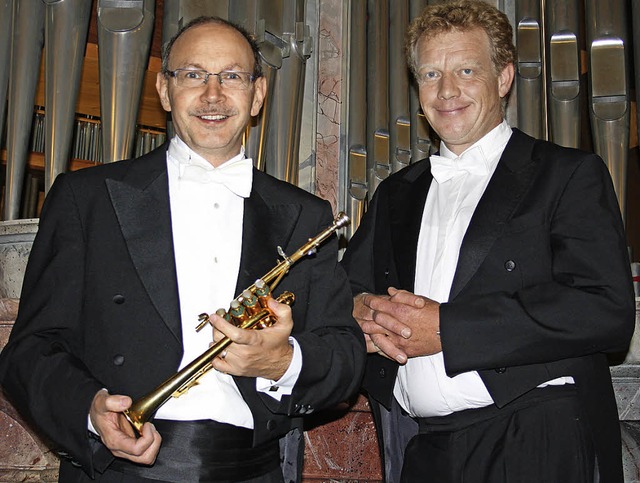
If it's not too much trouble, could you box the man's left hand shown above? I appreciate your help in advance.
[209,297,294,380]
[363,287,442,363]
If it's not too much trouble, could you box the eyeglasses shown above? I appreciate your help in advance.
[166,69,256,90]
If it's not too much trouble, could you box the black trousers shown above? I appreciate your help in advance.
[400,386,596,483]
[66,465,284,483]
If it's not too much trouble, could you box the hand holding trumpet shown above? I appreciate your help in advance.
[87,294,293,465]
[89,389,162,465]
[209,296,295,380]
[121,213,349,435]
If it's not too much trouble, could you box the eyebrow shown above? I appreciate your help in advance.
[171,62,247,72]
[418,58,485,71]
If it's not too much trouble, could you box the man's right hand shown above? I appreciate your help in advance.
[89,389,162,464]
[353,289,441,364]
[353,292,394,357]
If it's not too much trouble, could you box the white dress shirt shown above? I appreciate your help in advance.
[393,121,571,418]
[154,136,302,427]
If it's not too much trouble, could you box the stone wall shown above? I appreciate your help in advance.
[1,299,60,482]
[613,299,640,481]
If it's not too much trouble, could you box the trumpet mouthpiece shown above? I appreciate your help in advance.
[334,212,350,229]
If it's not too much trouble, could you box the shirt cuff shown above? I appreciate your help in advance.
[87,388,108,436]
[256,337,301,401]
[88,415,99,436]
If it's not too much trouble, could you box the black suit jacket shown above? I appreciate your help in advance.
[342,129,635,482]
[0,144,366,480]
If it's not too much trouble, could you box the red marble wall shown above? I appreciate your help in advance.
[0,299,60,482]
[303,397,382,482]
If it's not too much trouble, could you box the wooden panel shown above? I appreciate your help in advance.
[1,151,99,173]
[33,43,166,130]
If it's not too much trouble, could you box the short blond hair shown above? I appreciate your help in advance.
[406,0,516,77]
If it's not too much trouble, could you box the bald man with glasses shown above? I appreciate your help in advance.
[0,16,365,483]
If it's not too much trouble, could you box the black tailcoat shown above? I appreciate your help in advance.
[0,144,366,481]
[342,129,635,482]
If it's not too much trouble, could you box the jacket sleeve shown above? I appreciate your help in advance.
[252,200,366,417]
[340,186,384,296]
[0,174,111,476]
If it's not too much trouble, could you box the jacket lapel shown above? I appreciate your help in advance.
[449,129,538,299]
[234,170,302,297]
[389,160,433,292]
[105,146,182,345]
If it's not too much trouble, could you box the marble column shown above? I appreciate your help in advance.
[0,219,38,299]
[612,298,640,481]
[315,0,345,214]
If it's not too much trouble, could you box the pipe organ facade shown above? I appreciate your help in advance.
[0,0,639,480]
[2,0,638,237]
[342,0,637,242]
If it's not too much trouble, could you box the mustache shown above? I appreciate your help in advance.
[192,107,236,117]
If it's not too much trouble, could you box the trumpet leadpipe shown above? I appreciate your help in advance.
[253,211,349,284]
[195,213,349,333]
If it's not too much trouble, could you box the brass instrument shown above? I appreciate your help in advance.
[123,212,350,434]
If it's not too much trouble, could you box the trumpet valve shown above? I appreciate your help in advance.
[259,291,295,328]
[255,279,272,308]
[229,300,248,326]
[216,308,230,319]
[241,289,261,317]
[214,308,232,326]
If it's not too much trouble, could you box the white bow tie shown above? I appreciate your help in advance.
[179,156,253,197]
[429,150,489,183]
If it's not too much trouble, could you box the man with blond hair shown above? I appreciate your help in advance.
[343,1,634,481]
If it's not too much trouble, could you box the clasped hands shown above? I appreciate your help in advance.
[89,297,294,464]
[354,287,441,364]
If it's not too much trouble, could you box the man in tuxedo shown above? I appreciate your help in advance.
[341,1,635,482]
[0,16,365,482]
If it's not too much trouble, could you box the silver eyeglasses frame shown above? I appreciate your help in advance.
[165,68,257,90]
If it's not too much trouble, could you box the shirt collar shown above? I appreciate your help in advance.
[167,136,253,198]
[439,120,512,169]
[167,135,246,170]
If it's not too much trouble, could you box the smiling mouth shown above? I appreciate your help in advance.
[438,105,468,114]
[199,114,229,121]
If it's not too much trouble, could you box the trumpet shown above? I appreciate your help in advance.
[122,212,350,434]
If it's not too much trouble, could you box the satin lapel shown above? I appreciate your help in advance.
[389,160,433,292]
[106,148,182,344]
[234,173,302,296]
[449,129,538,299]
